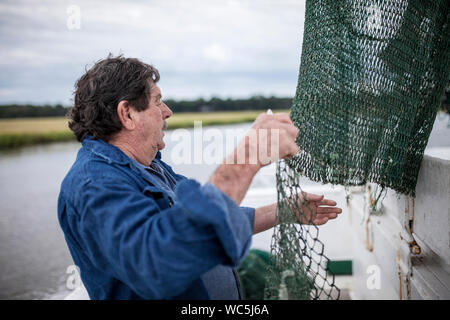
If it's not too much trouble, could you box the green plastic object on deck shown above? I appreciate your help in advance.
[265,0,450,301]
[327,260,353,276]
[238,249,272,300]
[239,249,312,300]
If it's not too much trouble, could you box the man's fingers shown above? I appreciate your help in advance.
[317,207,342,214]
[273,113,293,124]
[313,217,329,226]
[280,135,299,160]
[317,212,338,218]
[285,143,300,159]
[279,122,299,139]
[301,193,324,202]
[313,213,338,225]
[318,199,337,206]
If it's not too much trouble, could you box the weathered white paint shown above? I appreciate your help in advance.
[348,155,450,299]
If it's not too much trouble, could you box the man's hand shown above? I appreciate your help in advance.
[289,192,342,226]
[209,112,299,205]
[242,112,300,166]
[253,192,342,234]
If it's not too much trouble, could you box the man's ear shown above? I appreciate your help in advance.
[116,100,136,130]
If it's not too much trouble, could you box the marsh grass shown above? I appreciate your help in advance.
[0,110,288,149]
[0,131,75,149]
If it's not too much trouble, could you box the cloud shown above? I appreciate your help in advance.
[0,0,305,104]
[202,43,228,63]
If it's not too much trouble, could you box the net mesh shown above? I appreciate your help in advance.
[291,0,449,196]
[264,160,340,300]
[264,0,450,300]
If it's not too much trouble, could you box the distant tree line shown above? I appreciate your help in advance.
[0,96,293,118]
[163,96,293,113]
[1,89,449,119]
[0,104,68,118]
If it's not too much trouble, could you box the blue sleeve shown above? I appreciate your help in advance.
[75,177,253,299]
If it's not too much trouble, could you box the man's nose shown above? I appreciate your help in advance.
[162,103,173,119]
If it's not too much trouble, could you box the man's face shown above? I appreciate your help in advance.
[134,83,173,154]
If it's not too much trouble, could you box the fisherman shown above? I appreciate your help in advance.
[58,55,342,299]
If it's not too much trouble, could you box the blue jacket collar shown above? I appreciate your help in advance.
[82,136,132,165]
[82,136,162,165]
[82,136,163,187]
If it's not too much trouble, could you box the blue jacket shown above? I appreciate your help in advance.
[57,137,254,299]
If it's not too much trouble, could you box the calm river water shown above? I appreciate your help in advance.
[0,115,449,299]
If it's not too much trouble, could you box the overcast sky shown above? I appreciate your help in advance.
[0,0,305,105]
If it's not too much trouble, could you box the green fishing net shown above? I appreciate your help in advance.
[265,0,450,300]
[292,0,450,196]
